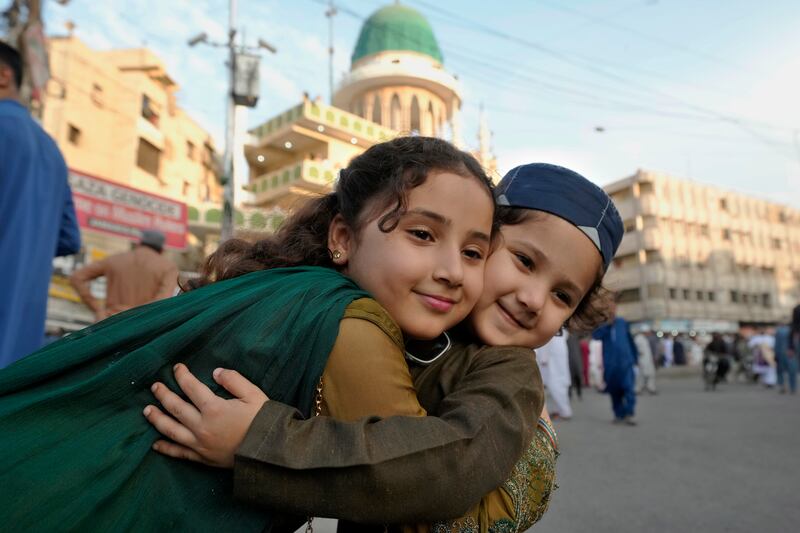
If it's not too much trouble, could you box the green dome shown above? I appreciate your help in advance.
[351,4,443,64]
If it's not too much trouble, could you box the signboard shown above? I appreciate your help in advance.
[69,170,187,249]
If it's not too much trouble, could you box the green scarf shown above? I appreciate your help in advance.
[0,266,368,532]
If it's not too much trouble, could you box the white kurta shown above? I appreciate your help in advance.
[538,333,572,418]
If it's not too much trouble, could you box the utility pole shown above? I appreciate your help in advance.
[188,1,276,243]
[325,0,337,104]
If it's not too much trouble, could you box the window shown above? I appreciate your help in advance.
[762,293,771,308]
[136,138,161,176]
[722,229,731,241]
[742,294,749,304]
[700,225,709,237]
[616,288,641,303]
[683,289,691,300]
[187,141,195,161]
[669,288,678,300]
[719,198,728,211]
[730,290,739,303]
[645,250,662,263]
[91,83,104,107]
[708,291,715,302]
[67,124,81,146]
[141,95,159,127]
[410,96,420,133]
[623,219,636,232]
[696,290,704,301]
[771,238,782,250]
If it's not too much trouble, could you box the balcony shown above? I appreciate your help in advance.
[247,160,343,204]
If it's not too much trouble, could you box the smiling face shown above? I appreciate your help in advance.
[329,170,494,340]
[470,211,602,349]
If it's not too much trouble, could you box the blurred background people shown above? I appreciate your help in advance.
[539,332,573,420]
[593,298,639,425]
[567,330,585,401]
[704,333,731,389]
[69,230,177,322]
[775,305,799,394]
[634,330,657,394]
[749,328,777,388]
[0,42,80,368]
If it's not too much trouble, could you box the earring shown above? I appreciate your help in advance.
[332,250,342,260]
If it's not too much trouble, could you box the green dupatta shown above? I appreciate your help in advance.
[0,266,368,532]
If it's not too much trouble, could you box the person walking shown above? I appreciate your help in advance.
[593,298,638,425]
[69,230,177,322]
[538,332,572,419]
[634,331,657,394]
[661,334,674,368]
[0,42,81,368]
[566,330,585,400]
[775,305,799,394]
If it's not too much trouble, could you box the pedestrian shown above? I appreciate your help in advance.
[539,332,573,419]
[775,305,799,394]
[580,335,590,386]
[69,230,178,321]
[749,328,777,387]
[567,329,585,400]
[634,330,657,394]
[704,333,731,387]
[673,333,687,365]
[661,334,674,367]
[0,42,81,368]
[593,297,639,425]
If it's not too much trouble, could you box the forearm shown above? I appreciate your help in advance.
[69,273,101,312]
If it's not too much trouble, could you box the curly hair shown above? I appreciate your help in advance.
[493,206,613,332]
[184,136,493,291]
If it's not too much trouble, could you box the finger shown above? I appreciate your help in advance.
[213,368,268,403]
[151,381,202,429]
[173,363,219,412]
[143,404,198,447]
[151,439,206,464]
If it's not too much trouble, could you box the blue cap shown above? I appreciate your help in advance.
[495,163,624,271]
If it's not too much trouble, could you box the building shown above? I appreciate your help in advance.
[43,36,222,257]
[243,3,496,213]
[604,169,800,332]
[42,36,224,329]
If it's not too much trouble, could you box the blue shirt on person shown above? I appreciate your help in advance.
[0,99,81,368]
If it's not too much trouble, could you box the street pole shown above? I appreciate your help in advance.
[220,0,238,242]
[326,0,336,104]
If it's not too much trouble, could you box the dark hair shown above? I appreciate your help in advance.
[493,206,613,332]
[184,136,493,290]
[0,41,23,90]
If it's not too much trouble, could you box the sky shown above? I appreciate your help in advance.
[41,0,800,207]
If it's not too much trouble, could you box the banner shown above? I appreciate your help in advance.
[69,170,187,249]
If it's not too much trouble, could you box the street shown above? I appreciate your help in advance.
[534,373,800,533]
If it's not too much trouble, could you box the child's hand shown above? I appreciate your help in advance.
[143,363,268,468]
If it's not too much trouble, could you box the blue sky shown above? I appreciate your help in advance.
[43,0,800,207]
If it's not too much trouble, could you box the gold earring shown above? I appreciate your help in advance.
[332,250,342,260]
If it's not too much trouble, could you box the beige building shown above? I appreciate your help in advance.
[604,170,800,331]
[242,3,496,214]
[43,36,222,255]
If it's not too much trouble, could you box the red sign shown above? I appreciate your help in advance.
[69,170,188,249]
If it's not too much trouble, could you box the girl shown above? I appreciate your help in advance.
[144,163,624,531]
[0,137,507,531]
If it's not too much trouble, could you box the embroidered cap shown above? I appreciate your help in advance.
[495,163,624,271]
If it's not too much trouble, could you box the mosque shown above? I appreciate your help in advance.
[235,2,496,220]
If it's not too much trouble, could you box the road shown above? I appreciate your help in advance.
[533,373,800,532]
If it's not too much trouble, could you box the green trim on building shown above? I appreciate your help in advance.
[187,206,199,222]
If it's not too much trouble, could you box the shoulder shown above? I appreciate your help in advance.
[457,342,541,382]
[343,298,403,348]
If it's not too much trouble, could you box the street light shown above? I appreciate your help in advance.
[187,32,208,47]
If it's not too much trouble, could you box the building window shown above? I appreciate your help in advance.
[700,225,709,237]
[187,141,195,161]
[372,94,382,124]
[730,290,739,303]
[771,238,782,250]
[722,229,731,241]
[136,138,161,176]
[708,291,715,302]
[91,83,104,107]
[669,288,678,300]
[683,289,691,300]
[182,180,191,197]
[645,250,662,263]
[762,293,771,308]
[410,96,420,133]
[390,93,401,130]
[623,219,636,232]
[719,198,728,211]
[616,288,641,303]
[696,290,704,301]
[67,124,81,146]
[141,95,159,127]
[742,294,749,304]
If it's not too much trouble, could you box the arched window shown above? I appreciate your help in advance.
[425,100,435,136]
[410,96,421,134]
[372,94,382,124]
[390,93,402,130]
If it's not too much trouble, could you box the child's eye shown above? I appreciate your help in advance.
[555,291,573,306]
[463,248,484,261]
[514,252,533,270]
[408,229,433,241]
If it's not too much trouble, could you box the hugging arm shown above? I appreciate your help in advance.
[233,346,542,523]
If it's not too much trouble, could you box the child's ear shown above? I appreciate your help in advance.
[327,214,354,266]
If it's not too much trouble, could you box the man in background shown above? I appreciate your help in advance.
[593,297,639,425]
[634,330,657,394]
[0,42,81,368]
[70,230,178,322]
